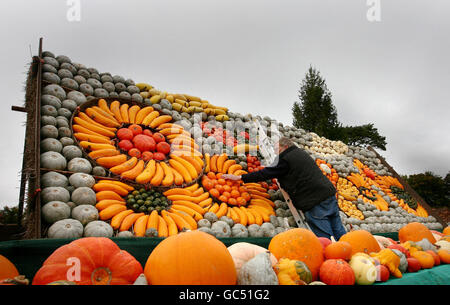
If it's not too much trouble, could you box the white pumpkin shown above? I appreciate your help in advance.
[227,242,278,275]
[47,219,83,239]
[67,157,92,174]
[71,204,99,225]
[41,186,71,204]
[237,252,279,285]
[71,187,96,206]
[41,171,68,188]
[68,173,95,188]
[83,220,113,238]
[41,201,71,224]
[40,151,67,170]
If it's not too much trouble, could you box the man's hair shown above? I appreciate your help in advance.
[278,137,294,149]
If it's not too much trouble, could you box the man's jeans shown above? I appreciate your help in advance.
[303,196,347,240]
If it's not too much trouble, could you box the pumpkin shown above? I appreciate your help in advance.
[41,187,70,204]
[41,171,68,188]
[144,230,236,285]
[406,257,421,272]
[268,228,324,281]
[71,204,99,225]
[41,201,71,224]
[71,187,96,206]
[41,138,63,153]
[319,259,355,285]
[67,158,92,174]
[231,224,248,238]
[410,251,435,269]
[40,151,67,170]
[443,226,450,236]
[0,255,19,281]
[62,145,82,161]
[324,241,352,260]
[274,258,312,285]
[210,221,231,238]
[237,252,278,285]
[398,222,436,244]
[227,242,278,275]
[47,219,83,239]
[339,230,381,256]
[32,237,143,285]
[349,255,377,285]
[437,249,450,264]
[83,221,114,238]
[68,173,95,188]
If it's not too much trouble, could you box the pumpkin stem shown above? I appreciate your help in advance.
[91,267,112,285]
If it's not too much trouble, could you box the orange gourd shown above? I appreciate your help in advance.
[410,251,435,269]
[324,241,353,261]
[437,249,450,264]
[268,228,324,281]
[144,230,236,285]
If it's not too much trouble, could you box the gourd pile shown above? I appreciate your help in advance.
[3,225,449,285]
[37,50,443,240]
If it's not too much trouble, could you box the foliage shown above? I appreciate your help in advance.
[403,172,450,208]
[292,66,387,151]
[0,206,19,224]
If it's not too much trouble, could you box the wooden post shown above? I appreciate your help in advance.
[367,146,446,227]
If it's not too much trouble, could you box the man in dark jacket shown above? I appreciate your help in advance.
[222,137,347,240]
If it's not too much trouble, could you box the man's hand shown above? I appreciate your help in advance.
[221,174,242,181]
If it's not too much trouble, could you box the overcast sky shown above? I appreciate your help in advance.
[0,0,449,208]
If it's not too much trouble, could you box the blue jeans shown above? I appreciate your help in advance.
[304,196,347,240]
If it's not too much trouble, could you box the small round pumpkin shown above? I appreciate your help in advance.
[443,226,450,236]
[319,259,355,285]
[0,255,19,281]
[324,241,352,260]
[339,230,381,256]
[410,251,435,269]
[398,222,436,244]
[144,230,237,285]
[32,237,143,285]
[268,228,324,281]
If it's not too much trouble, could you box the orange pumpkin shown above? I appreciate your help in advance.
[324,241,353,261]
[339,230,381,256]
[443,226,450,236]
[437,249,450,264]
[319,259,355,285]
[410,251,435,269]
[144,230,237,285]
[398,222,436,244]
[0,255,19,281]
[32,237,143,285]
[268,228,324,281]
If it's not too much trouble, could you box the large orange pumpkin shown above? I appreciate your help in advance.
[0,255,19,281]
[398,222,436,244]
[32,237,143,285]
[339,230,380,256]
[268,228,324,281]
[144,230,237,285]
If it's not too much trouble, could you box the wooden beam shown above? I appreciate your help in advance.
[11,106,27,113]
[367,146,446,227]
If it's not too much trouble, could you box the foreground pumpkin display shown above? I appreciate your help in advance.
[32,237,143,285]
[144,230,237,285]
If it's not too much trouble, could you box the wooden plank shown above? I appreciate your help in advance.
[11,106,27,112]
[367,146,446,227]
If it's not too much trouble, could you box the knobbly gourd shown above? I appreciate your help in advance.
[274,258,313,285]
